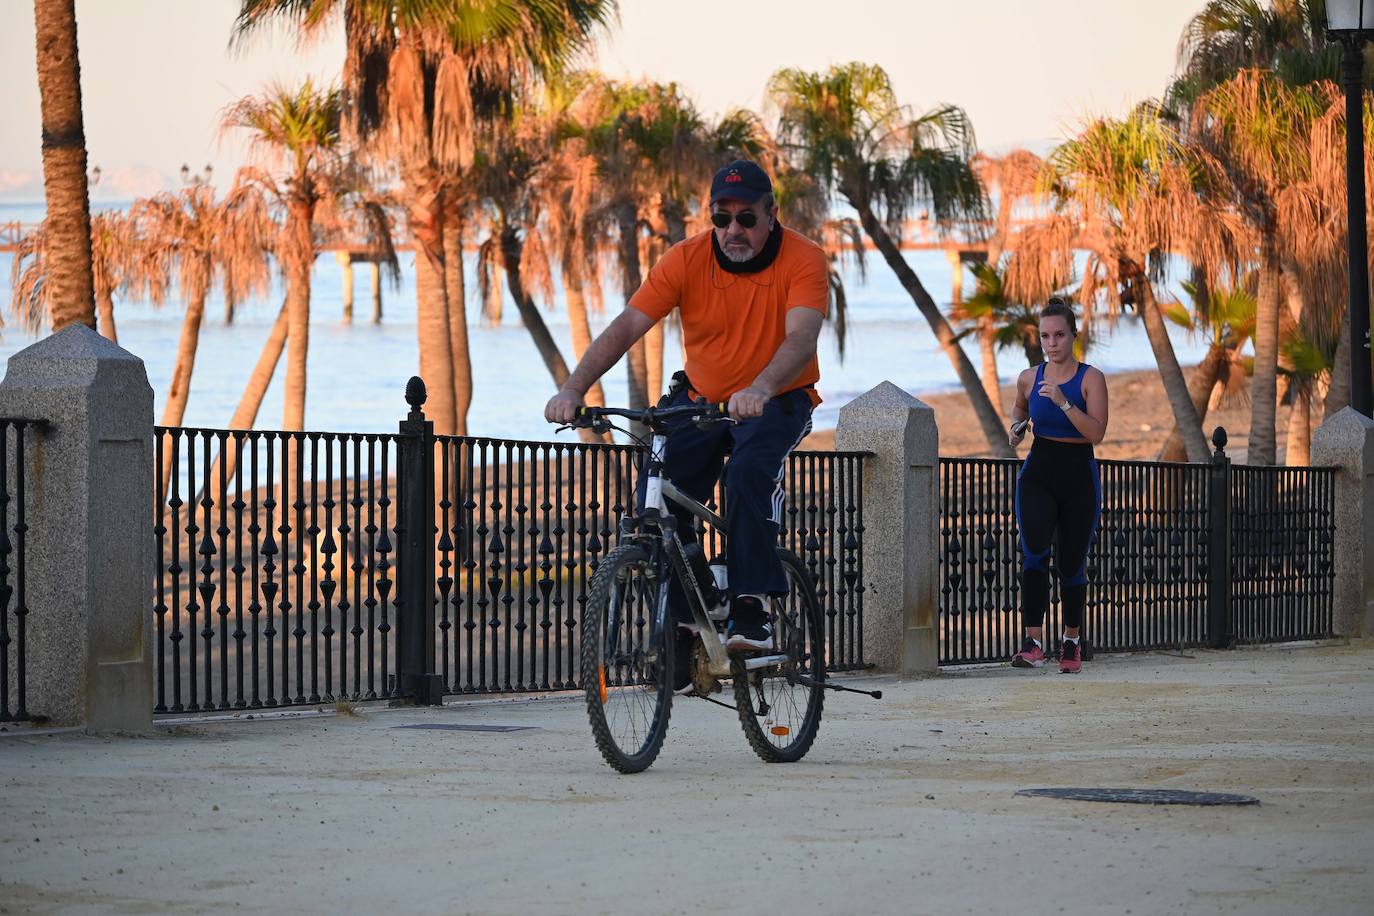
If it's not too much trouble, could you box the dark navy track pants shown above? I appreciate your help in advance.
[639,385,813,597]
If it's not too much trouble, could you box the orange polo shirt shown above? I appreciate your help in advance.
[629,227,829,405]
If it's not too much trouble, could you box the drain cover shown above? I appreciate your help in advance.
[1016,788,1259,806]
[392,723,536,733]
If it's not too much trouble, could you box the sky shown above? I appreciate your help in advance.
[1,0,1206,200]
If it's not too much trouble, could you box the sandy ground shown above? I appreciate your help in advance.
[2,642,1372,915]
[803,366,1284,462]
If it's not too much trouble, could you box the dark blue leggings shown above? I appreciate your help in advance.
[638,385,812,597]
[1016,437,1101,629]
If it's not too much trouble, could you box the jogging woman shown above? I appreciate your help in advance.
[1007,298,1109,674]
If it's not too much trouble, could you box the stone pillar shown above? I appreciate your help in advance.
[1311,407,1374,637]
[835,382,940,674]
[336,251,354,323]
[0,325,154,731]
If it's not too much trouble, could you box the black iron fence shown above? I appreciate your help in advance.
[939,429,1336,664]
[152,380,868,713]
[1,418,44,722]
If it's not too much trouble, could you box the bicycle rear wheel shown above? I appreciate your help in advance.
[582,542,674,773]
[733,548,825,763]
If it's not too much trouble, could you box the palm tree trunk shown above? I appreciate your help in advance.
[852,201,1013,457]
[500,227,570,386]
[414,250,457,435]
[33,0,95,331]
[978,316,1003,421]
[617,201,649,411]
[158,287,209,496]
[282,208,312,434]
[405,178,457,436]
[1324,314,1351,417]
[645,321,665,404]
[96,288,117,344]
[500,228,602,445]
[1159,344,1228,462]
[1247,235,1281,465]
[564,272,605,408]
[1135,277,1211,462]
[207,299,288,490]
[160,290,208,428]
[444,220,472,436]
[1285,387,1311,466]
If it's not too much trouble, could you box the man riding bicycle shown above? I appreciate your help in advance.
[544,159,829,655]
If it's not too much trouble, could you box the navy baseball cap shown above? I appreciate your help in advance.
[709,159,773,204]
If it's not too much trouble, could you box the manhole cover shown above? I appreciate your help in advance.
[392,723,536,733]
[1016,788,1259,806]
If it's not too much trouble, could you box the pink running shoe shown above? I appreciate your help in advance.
[1011,638,1045,668]
[1059,640,1082,674]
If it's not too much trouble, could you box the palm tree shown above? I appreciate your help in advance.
[766,63,1011,457]
[1008,107,1242,463]
[223,81,348,437]
[8,209,146,343]
[1166,0,1349,112]
[234,0,617,437]
[32,0,95,332]
[135,183,271,450]
[1189,70,1335,464]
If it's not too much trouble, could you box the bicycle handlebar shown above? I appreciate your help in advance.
[572,401,730,431]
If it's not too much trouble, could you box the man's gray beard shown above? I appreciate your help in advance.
[723,245,756,263]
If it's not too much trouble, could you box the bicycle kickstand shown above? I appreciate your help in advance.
[794,674,882,700]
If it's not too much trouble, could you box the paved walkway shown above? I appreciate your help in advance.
[3,642,1372,915]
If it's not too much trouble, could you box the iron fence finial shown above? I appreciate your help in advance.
[1212,426,1228,459]
[405,376,427,413]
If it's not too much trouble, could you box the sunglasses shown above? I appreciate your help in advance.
[711,209,760,229]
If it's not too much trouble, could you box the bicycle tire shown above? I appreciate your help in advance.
[583,541,674,773]
[733,548,825,763]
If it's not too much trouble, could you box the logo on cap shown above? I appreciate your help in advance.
[725,171,742,183]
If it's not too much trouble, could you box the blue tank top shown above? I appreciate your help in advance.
[1028,361,1090,440]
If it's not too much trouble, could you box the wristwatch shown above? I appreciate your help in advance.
[1058,399,1072,413]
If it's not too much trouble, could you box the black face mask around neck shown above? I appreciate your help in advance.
[711,219,783,274]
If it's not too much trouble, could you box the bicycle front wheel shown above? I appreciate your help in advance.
[733,548,825,763]
[582,542,674,773]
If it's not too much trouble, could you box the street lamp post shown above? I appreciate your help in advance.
[1327,0,1374,417]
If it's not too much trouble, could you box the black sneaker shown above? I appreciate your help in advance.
[725,596,773,653]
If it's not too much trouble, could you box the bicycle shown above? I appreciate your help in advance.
[563,401,879,774]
